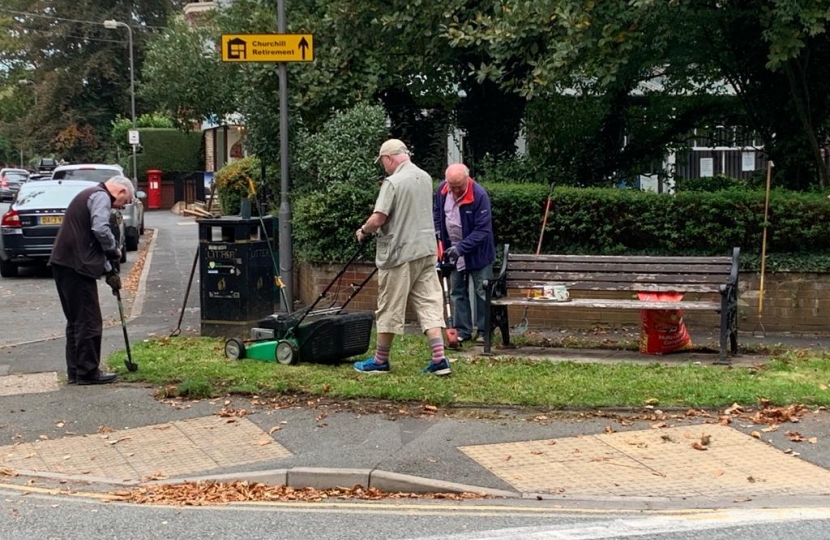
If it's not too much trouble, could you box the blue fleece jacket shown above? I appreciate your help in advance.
[433,179,496,272]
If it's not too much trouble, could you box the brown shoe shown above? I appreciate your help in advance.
[77,371,118,385]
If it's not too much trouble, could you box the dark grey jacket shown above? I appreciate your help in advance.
[49,184,117,278]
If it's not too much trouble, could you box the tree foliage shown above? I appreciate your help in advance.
[0,1,182,162]
[447,0,830,189]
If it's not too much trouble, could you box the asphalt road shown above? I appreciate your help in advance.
[0,201,129,348]
[2,486,830,540]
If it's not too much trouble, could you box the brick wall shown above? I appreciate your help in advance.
[296,264,830,334]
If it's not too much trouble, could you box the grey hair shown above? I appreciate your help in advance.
[106,175,136,201]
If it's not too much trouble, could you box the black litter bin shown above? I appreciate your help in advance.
[197,215,276,338]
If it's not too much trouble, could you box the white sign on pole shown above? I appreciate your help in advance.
[742,151,756,171]
[128,129,140,145]
[700,157,714,177]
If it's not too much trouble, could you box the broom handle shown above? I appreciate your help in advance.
[758,161,773,318]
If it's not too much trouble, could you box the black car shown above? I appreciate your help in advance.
[0,179,126,278]
[37,158,58,174]
[0,168,30,201]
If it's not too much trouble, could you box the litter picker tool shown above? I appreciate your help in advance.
[109,259,137,372]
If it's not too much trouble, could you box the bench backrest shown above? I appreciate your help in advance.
[501,246,740,294]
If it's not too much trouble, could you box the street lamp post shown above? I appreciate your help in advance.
[104,19,137,188]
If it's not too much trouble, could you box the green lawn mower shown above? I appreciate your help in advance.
[224,241,376,366]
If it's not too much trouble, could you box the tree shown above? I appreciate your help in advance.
[0,1,184,162]
[448,0,830,189]
[141,0,528,178]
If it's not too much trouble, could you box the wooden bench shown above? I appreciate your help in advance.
[482,245,741,364]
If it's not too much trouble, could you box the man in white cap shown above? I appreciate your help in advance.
[354,139,451,375]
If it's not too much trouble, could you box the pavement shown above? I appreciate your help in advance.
[1,210,830,511]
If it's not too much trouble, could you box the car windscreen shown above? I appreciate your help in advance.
[14,183,93,210]
[52,168,120,183]
[4,172,28,182]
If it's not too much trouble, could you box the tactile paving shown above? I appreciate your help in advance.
[0,415,291,480]
[459,424,830,498]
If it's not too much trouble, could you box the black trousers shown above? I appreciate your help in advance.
[52,264,103,379]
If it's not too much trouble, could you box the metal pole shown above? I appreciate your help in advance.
[126,23,138,189]
[277,0,294,311]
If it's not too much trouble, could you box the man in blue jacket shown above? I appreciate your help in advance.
[434,163,496,344]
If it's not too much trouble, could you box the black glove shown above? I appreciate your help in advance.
[444,246,460,265]
[105,271,122,294]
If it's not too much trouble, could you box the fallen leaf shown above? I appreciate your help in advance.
[734,497,752,503]
[650,422,667,429]
[750,431,761,439]
[808,437,818,444]
[257,440,271,446]
[714,469,724,477]
[530,451,545,455]
[691,442,708,451]
[38,435,48,441]
[605,425,615,434]
[719,416,731,426]
[644,398,659,406]
[547,441,557,446]
[724,403,744,415]
[820,384,828,391]
[98,426,115,434]
[761,425,779,433]
[423,405,438,413]
[55,422,65,428]
[504,455,512,461]
[268,426,282,434]
[785,430,805,442]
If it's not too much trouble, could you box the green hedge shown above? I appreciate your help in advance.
[292,182,830,271]
[134,128,202,179]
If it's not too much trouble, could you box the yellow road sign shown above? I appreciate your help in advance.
[221,34,314,62]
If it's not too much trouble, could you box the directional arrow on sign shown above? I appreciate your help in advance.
[298,36,309,60]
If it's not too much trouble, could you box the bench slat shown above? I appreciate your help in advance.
[509,254,733,265]
[506,261,732,275]
[503,281,722,293]
[491,298,720,310]
[505,270,728,284]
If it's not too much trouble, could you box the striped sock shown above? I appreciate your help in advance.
[429,337,445,364]
[374,344,390,365]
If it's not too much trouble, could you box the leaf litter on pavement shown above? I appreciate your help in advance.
[106,481,486,505]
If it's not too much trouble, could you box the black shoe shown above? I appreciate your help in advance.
[67,377,77,385]
[77,371,118,385]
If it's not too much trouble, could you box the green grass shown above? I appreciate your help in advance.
[105,334,830,408]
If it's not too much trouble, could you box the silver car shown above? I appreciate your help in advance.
[51,164,145,251]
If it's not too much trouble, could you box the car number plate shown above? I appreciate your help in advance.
[40,215,63,225]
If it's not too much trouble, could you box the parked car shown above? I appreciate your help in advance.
[50,164,145,251]
[0,168,30,201]
[0,179,126,278]
[37,158,58,175]
[28,173,52,181]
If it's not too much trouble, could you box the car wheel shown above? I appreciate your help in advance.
[125,227,139,251]
[0,259,18,278]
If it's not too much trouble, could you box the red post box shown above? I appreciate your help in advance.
[147,169,162,209]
